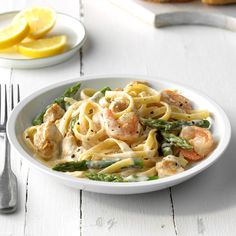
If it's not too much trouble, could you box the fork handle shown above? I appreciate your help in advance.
[3,133,11,172]
[0,133,17,213]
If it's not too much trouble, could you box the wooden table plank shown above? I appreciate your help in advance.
[0,69,27,236]
[23,171,80,236]
[168,28,236,235]
[0,1,27,234]
[81,1,176,235]
[0,0,235,235]
[82,191,176,236]
[0,0,82,235]
[126,10,236,235]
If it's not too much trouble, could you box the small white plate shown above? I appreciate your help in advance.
[7,75,231,194]
[0,11,86,69]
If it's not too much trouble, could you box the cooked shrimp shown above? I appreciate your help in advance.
[180,126,214,161]
[103,108,141,142]
[92,112,103,130]
[161,90,192,113]
[156,155,184,178]
[110,97,129,113]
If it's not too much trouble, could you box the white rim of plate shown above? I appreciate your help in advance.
[7,75,232,190]
[0,11,86,62]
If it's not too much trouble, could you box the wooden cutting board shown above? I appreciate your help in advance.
[108,0,236,31]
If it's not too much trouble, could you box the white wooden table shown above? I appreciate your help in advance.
[0,1,235,235]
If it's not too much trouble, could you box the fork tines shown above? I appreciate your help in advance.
[0,84,20,127]
[0,84,7,126]
[10,84,20,111]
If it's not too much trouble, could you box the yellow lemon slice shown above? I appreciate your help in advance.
[14,7,56,39]
[17,35,67,58]
[0,18,29,49]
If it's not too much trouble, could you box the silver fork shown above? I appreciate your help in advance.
[0,84,20,213]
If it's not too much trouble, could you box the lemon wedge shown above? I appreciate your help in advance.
[0,18,29,49]
[14,7,56,39]
[17,35,67,58]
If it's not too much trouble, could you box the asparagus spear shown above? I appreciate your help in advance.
[85,173,159,182]
[54,82,81,109]
[85,172,125,182]
[69,115,80,131]
[87,159,120,169]
[147,176,159,180]
[161,132,193,150]
[141,119,210,132]
[53,159,119,172]
[100,86,111,95]
[133,158,144,168]
[53,160,88,172]
[161,143,173,156]
[90,86,111,102]
[32,111,46,126]
[52,158,143,172]
[32,82,81,126]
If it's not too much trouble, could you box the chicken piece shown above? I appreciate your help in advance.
[61,132,82,160]
[43,103,65,123]
[156,155,184,178]
[33,121,63,160]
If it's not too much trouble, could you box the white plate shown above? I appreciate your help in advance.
[7,75,231,194]
[0,11,86,69]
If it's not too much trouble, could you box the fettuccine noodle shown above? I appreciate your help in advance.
[23,81,215,182]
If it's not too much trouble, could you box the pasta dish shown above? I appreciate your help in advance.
[23,81,215,182]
